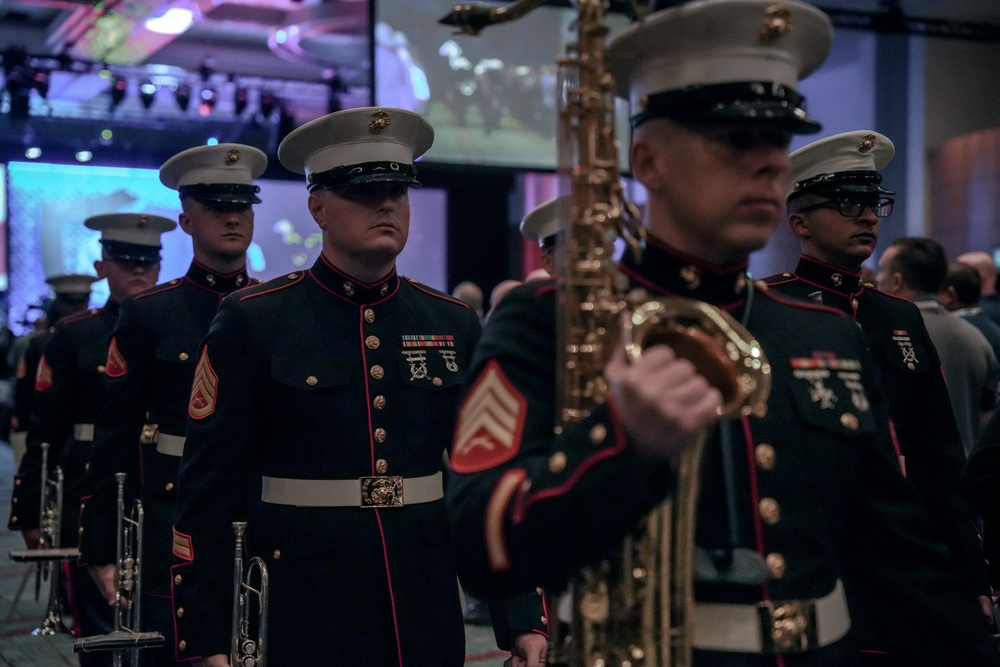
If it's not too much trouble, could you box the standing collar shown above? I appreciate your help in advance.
[794,255,864,296]
[953,306,982,318]
[309,253,399,304]
[619,233,750,310]
[186,260,251,294]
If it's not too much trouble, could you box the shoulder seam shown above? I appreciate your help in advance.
[133,281,183,301]
[404,277,471,309]
[759,288,846,316]
[762,273,797,286]
[60,310,100,326]
[239,273,305,301]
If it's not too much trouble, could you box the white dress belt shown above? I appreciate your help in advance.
[155,433,186,457]
[693,579,850,654]
[261,471,443,508]
[74,423,95,442]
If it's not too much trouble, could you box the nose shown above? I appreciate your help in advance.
[753,146,791,183]
[376,197,396,213]
[858,206,879,224]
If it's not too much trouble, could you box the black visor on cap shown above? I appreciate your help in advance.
[789,170,895,201]
[101,240,163,262]
[179,183,262,204]
[307,161,421,192]
[632,81,822,134]
[55,293,90,304]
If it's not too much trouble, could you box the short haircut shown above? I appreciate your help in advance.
[886,237,948,293]
[944,261,982,306]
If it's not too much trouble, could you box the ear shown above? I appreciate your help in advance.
[937,285,958,308]
[308,192,327,230]
[882,270,903,294]
[787,211,811,240]
[178,212,194,236]
[630,135,662,192]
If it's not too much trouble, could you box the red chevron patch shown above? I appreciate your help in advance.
[105,337,128,378]
[188,347,218,420]
[450,361,527,473]
[35,354,54,391]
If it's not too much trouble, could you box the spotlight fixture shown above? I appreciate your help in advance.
[56,50,73,72]
[1,47,27,75]
[139,80,157,109]
[4,66,25,97]
[259,91,277,119]
[31,69,49,100]
[5,67,30,117]
[175,82,192,111]
[109,76,127,110]
[327,73,346,114]
[234,86,248,116]
[199,57,214,82]
[199,86,217,116]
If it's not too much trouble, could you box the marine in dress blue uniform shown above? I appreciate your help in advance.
[8,275,95,465]
[9,275,101,544]
[171,107,546,667]
[445,1,1000,665]
[12,217,172,665]
[764,131,991,663]
[79,144,266,667]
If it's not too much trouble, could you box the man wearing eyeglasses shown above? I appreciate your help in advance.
[766,130,993,665]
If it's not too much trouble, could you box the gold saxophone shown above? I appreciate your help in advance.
[441,2,771,665]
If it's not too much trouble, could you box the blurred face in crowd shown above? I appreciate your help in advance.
[876,244,902,294]
[630,118,793,265]
[95,253,161,303]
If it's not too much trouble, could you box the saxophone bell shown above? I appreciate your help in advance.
[623,297,771,419]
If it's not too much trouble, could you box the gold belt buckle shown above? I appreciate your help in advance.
[360,476,403,508]
[758,598,818,653]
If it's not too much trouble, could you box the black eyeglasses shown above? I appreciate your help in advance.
[798,197,894,218]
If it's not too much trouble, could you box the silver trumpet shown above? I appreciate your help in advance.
[8,442,79,636]
[231,521,269,667]
[73,472,163,667]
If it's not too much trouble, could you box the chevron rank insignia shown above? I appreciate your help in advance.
[35,354,54,392]
[105,337,128,378]
[188,347,219,420]
[451,361,527,473]
[172,528,193,561]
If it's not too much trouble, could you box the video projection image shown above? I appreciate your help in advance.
[6,161,447,334]
[375,2,632,170]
